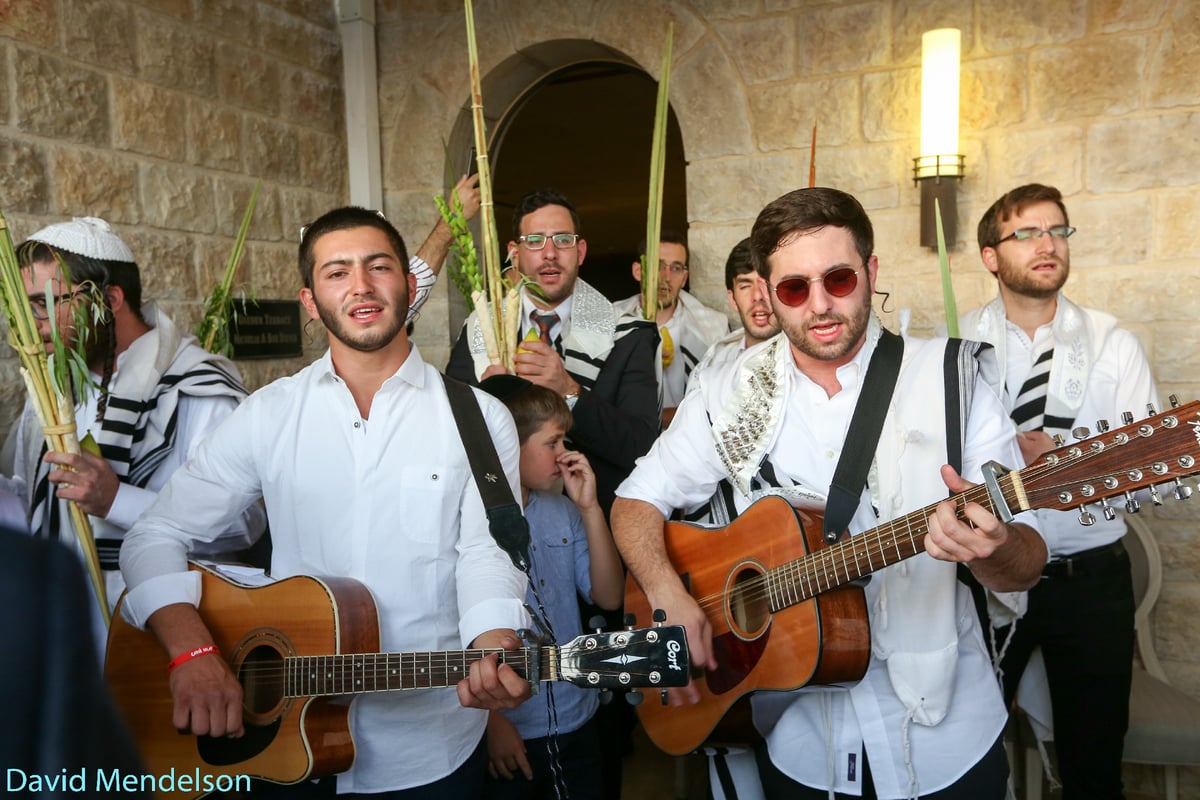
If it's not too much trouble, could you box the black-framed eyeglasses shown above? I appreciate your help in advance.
[993,225,1076,246]
[658,261,688,276]
[299,209,389,243]
[769,267,860,307]
[518,233,580,251]
[28,288,90,320]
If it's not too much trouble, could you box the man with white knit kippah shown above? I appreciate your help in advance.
[0,216,266,656]
[960,183,1160,800]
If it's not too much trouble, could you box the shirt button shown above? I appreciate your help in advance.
[562,538,568,544]
[825,450,835,459]
[353,421,360,428]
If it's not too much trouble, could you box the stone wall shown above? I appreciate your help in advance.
[0,0,346,430]
[379,1,1200,795]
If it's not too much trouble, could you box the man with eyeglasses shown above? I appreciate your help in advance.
[612,187,1047,799]
[960,183,1159,800]
[0,217,265,657]
[613,230,730,426]
[446,187,659,517]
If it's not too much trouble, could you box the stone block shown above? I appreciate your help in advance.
[63,0,135,73]
[687,155,802,225]
[1087,114,1200,193]
[716,16,796,84]
[796,2,890,75]
[1091,0,1166,33]
[1147,0,1200,109]
[260,0,336,29]
[280,188,343,244]
[134,10,216,97]
[891,1,976,65]
[213,177,282,244]
[140,164,216,234]
[985,127,1083,198]
[245,241,302,299]
[1151,322,1200,385]
[197,0,258,49]
[688,0,759,20]
[0,136,49,214]
[297,130,346,197]
[50,149,138,224]
[593,1,706,81]
[750,76,859,152]
[243,116,301,186]
[279,67,342,135]
[0,0,57,48]
[1065,193,1152,268]
[382,80,446,187]
[1156,585,1200,665]
[978,0,1086,51]
[135,0,192,18]
[962,55,1026,134]
[1157,191,1200,259]
[813,142,907,212]
[260,4,340,75]
[15,50,109,147]
[123,230,198,301]
[672,38,754,161]
[216,43,281,114]
[113,78,187,161]
[188,99,243,172]
[863,69,919,144]
[1031,38,1145,122]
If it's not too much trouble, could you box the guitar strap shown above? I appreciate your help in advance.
[822,328,904,543]
[441,374,531,573]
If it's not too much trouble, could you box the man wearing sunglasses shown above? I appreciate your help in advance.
[1,217,265,657]
[446,188,660,517]
[613,230,731,426]
[613,187,1047,799]
[960,183,1159,800]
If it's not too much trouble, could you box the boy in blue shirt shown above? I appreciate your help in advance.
[480,376,624,800]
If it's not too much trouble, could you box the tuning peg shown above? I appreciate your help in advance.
[1052,433,1065,447]
[1099,498,1118,521]
[623,613,637,630]
[1169,394,1180,408]
[1072,426,1091,441]
[660,689,670,706]
[1122,492,1140,514]
[597,688,613,705]
[1122,411,1134,426]
[1149,484,1164,506]
[625,690,643,706]
[653,609,667,626]
[1077,505,1096,526]
[1096,419,1110,433]
[588,615,606,633]
[1174,479,1194,501]
[1146,402,1158,416]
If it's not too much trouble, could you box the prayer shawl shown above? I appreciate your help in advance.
[25,306,247,567]
[705,314,991,729]
[462,278,649,391]
[959,292,1115,434]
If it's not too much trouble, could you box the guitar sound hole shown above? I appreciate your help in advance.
[728,565,770,638]
[240,644,286,720]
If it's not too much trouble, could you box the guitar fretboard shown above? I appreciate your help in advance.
[286,647,559,698]
[764,477,1021,611]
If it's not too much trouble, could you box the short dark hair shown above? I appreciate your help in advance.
[749,188,874,279]
[511,189,580,239]
[723,237,753,290]
[637,228,688,262]
[298,207,409,290]
[977,184,1070,251]
[502,383,573,444]
[17,241,145,325]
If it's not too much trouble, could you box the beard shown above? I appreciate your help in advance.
[778,287,872,364]
[995,252,1070,299]
[313,297,406,353]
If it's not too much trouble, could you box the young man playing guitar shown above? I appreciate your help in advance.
[612,187,1048,799]
[119,208,532,798]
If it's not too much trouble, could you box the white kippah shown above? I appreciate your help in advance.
[27,216,135,263]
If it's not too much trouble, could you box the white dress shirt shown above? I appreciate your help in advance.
[120,344,529,793]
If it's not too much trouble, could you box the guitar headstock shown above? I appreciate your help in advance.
[1018,399,1199,520]
[556,624,690,690]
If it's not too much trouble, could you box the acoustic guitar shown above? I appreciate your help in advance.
[106,563,690,798]
[625,399,1200,755]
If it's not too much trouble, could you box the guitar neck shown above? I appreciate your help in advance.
[286,647,557,698]
[769,479,1021,610]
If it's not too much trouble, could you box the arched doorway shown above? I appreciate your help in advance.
[445,41,687,333]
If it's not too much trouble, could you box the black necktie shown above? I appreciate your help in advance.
[1011,347,1053,431]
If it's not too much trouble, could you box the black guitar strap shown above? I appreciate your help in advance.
[441,374,531,572]
[822,329,905,543]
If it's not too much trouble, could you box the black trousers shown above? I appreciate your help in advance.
[753,732,1008,800]
[483,717,603,800]
[995,543,1134,800]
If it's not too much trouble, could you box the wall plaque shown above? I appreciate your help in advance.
[229,299,303,360]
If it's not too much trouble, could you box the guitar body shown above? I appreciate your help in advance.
[624,496,871,755]
[105,564,380,798]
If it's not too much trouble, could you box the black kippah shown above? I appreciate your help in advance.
[478,373,533,402]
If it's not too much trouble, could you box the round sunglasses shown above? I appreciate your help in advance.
[769,267,860,307]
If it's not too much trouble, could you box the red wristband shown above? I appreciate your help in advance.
[167,644,220,672]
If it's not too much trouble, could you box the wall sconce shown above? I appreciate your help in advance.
[913,28,964,248]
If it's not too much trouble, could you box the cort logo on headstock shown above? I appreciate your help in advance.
[667,639,684,671]
[1189,412,1200,446]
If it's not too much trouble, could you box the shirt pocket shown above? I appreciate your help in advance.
[391,464,469,545]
